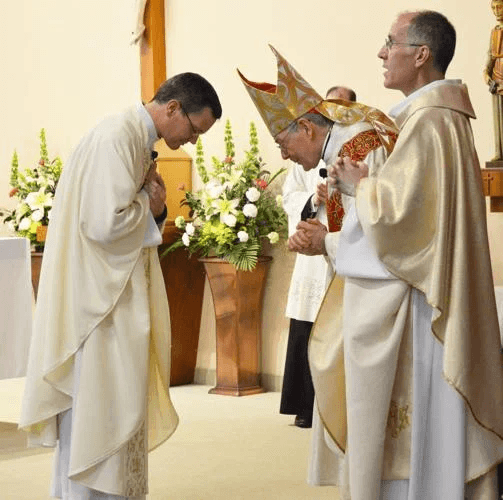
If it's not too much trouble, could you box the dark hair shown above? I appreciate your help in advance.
[287,112,333,132]
[326,86,357,102]
[407,11,456,74]
[152,72,222,119]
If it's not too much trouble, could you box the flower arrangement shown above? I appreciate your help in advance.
[163,120,288,271]
[0,129,63,249]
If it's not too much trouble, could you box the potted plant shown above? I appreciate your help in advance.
[164,120,288,395]
[0,129,63,299]
[1,129,63,251]
[163,119,287,270]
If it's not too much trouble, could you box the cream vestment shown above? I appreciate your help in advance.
[309,80,503,499]
[19,105,179,496]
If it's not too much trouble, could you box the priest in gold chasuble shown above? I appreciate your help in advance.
[308,10,503,500]
[19,73,221,499]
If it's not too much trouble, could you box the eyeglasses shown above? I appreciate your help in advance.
[275,126,294,154]
[384,36,425,51]
[180,103,199,137]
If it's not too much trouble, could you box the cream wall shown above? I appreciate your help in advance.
[1,0,502,388]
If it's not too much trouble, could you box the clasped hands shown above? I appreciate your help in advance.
[144,164,166,218]
[288,157,368,256]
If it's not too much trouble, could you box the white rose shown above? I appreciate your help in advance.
[19,218,31,231]
[267,231,279,244]
[174,215,185,228]
[208,184,224,199]
[246,187,261,202]
[185,222,195,235]
[243,203,258,218]
[237,231,249,243]
[275,194,283,207]
[31,209,44,222]
[222,213,237,227]
[182,233,190,246]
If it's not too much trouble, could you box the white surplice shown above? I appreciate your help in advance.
[283,162,333,323]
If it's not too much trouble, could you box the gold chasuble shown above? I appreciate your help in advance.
[19,106,178,495]
[310,81,503,494]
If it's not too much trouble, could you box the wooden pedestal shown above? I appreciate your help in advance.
[30,252,43,301]
[482,162,503,212]
[159,222,206,386]
[200,256,272,396]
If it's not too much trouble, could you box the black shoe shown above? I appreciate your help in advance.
[294,415,312,428]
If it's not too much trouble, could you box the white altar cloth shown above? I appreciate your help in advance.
[0,237,32,380]
[495,286,503,346]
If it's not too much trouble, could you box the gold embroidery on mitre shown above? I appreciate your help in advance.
[238,46,399,155]
[387,400,411,439]
[320,100,399,155]
[237,45,324,137]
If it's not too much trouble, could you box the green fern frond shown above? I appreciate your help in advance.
[225,241,260,271]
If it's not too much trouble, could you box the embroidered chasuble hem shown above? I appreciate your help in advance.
[68,420,146,480]
[369,253,503,444]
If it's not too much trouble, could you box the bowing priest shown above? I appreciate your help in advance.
[279,86,358,430]
[306,10,503,500]
[19,73,221,499]
[238,45,398,274]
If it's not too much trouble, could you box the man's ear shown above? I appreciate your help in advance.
[415,45,431,68]
[164,99,180,118]
[297,117,315,138]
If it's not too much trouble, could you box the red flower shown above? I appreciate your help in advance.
[9,187,19,197]
[224,156,234,164]
[255,179,268,190]
[39,159,45,166]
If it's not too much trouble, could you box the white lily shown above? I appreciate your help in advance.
[26,189,53,211]
[31,209,44,222]
[19,218,31,231]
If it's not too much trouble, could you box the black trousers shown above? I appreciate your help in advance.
[279,319,315,419]
[498,462,503,499]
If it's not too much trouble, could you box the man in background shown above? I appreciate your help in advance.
[303,10,503,498]
[20,73,221,499]
[280,86,357,429]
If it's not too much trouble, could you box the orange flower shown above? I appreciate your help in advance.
[39,159,45,166]
[255,179,268,190]
[224,156,233,164]
[9,187,19,197]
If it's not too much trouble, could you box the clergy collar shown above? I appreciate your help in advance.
[136,102,158,150]
[321,125,333,163]
[389,79,462,119]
